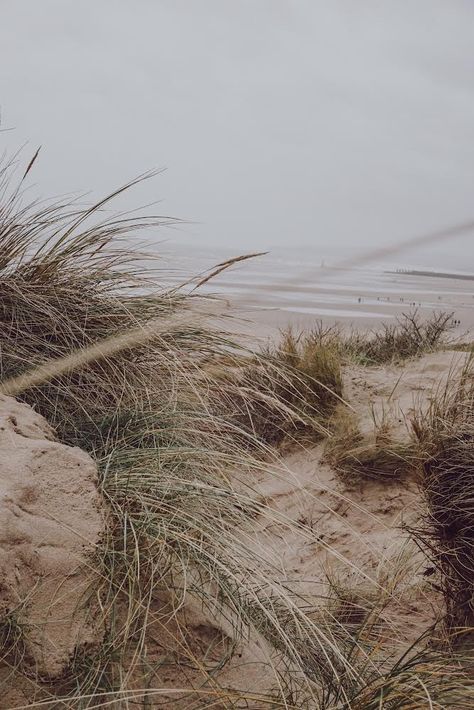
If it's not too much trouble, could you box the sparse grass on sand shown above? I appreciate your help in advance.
[293,312,455,367]
[0,155,473,707]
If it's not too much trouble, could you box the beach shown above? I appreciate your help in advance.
[162,245,474,340]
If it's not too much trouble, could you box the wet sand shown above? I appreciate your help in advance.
[164,246,474,336]
[208,274,474,346]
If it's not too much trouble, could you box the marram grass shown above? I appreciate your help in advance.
[0,155,472,708]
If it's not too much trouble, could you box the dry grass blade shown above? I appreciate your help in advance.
[0,312,192,398]
[191,251,268,290]
[21,145,41,181]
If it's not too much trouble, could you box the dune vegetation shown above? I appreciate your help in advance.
[411,357,474,636]
[345,310,455,365]
[0,157,473,708]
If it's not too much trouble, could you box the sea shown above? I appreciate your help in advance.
[155,242,474,331]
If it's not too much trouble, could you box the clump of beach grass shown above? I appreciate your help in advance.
[345,310,455,365]
[0,156,361,706]
[324,406,415,482]
[215,326,344,447]
[411,356,474,640]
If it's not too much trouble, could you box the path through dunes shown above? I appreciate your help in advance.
[206,349,470,699]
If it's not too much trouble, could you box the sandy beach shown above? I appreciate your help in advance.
[162,246,474,343]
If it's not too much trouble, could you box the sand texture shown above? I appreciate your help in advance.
[208,350,470,698]
[0,395,104,679]
[0,350,469,706]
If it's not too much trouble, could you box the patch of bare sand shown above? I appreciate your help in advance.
[345,349,469,438]
[123,595,276,709]
[216,351,471,689]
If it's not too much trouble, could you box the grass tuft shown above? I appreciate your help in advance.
[223,326,344,447]
[411,357,474,638]
[345,310,455,365]
[324,406,415,482]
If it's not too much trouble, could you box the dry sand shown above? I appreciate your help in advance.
[0,396,104,704]
[137,347,469,706]
[203,349,469,699]
[0,343,470,706]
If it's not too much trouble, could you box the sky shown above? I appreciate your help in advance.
[1,0,474,259]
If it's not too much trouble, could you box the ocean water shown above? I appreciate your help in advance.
[158,243,474,327]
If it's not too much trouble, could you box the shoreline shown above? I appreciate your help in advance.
[171,251,474,335]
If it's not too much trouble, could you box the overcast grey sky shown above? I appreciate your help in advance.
[1,0,474,253]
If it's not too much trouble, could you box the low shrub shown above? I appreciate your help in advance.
[346,311,455,365]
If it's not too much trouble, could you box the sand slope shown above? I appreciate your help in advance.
[209,350,469,699]
[0,351,468,706]
[138,349,470,705]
